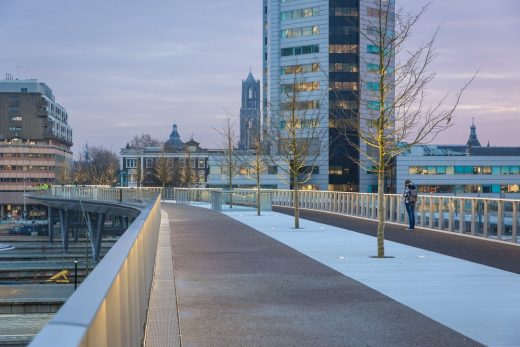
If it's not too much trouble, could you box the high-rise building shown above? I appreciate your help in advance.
[262,0,394,191]
[0,78,73,219]
[239,72,261,150]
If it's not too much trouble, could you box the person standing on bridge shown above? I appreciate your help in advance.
[403,179,417,231]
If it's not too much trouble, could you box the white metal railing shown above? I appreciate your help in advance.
[172,187,273,212]
[270,189,519,244]
[167,187,519,244]
[29,191,162,347]
[31,185,161,205]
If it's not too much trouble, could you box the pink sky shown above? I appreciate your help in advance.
[0,0,518,154]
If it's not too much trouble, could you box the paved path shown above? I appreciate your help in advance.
[274,206,520,274]
[227,208,520,347]
[162,203,480,347]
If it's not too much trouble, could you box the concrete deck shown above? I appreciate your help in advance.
[145,203,483,347]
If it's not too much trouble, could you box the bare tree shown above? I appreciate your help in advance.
[248,134,269,216]
[339,0,475,257]
[154,157,173,187]
[180,147,198,188]
[214,113,242,208]
[72,145,119,186]
[266,72,328,228]
[128,133,162,149]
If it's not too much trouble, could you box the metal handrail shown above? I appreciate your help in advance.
[171,187,519,244]
[29,191,162,347]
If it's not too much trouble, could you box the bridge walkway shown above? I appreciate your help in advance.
[274,206,520,274]
[145,203,480,347]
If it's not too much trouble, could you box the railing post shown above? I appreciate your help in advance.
[371,194,376,219]
[459,198,465,233]
[420,196,425,227]
[471,199,477,235]
[448,198,454,232]
[497,200,504,240]
[389,196,395,222]
[513,201,518,243]
[396,196,401,224]
[438,198,444,230]
[429,197,434,229]
[483,200,489,238]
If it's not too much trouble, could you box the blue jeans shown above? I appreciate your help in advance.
[405,202,415,229]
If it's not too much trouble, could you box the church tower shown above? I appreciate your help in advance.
[466,119,481,148]
[239,71,261,150]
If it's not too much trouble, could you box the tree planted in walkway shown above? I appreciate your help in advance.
[214,113,242,208]
[265,72,328,228]
[338,0,475,257]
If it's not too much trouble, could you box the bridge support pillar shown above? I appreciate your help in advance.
[59,209,69,253]
[94,213,105,262]
[48,207,54,243]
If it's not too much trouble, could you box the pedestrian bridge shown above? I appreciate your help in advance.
[27,187,519,346]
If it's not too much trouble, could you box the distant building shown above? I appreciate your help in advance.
[396,122,520,197]
[239,72,260,150]
[0,78,73,219]
[120,124,209,187]
[206,150,288,189]
[263,0,395,191]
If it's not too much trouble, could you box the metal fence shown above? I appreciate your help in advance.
[165,187,519,244]
[29,190,162,347]
[31,186,162,204]
[270,189,519,243]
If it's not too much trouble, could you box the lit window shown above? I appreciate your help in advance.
[367,45,379,54]
[367,101,380,110]
[366,82,379,91]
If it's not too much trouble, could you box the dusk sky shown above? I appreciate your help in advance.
[1,0,518,156]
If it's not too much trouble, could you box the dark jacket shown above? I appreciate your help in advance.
[403,184,417,204]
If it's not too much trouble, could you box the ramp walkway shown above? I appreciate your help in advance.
[145,203,481,347]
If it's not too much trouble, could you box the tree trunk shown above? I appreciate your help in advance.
[292,173,300,229]
[228,165,233,209]
[256,172,261,216]
[377,151,386,257]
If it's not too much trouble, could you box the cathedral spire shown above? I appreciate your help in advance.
[466,118,481,147]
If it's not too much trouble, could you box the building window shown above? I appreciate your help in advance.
[329,44,358,54]
[281,44,319,57]
[9,126,22,132]
[198,159,205,168]
[21,88,28,92]
[282,81,320,93]
[329,166,343,175]
[281,62,319,75]
[367,63,380,72]
[332,7,358,17]
[126,158,137,169]
[281,7,319,21]
[281,100,319,111]
[11,116,22,121]
[331,100,358,110]
[330,63,358,73]
[145,158,154,168]
[367,101,381,110]
[367,45,380,54]
[268,165,278,174]
[330,81,358,91]
[366,82,380,91]
[281,25,319,39]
